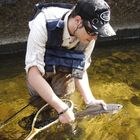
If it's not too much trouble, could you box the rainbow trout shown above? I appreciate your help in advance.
[75,104,123,118]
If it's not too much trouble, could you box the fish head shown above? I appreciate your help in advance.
[107,103,123,114]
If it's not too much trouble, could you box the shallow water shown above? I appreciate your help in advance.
[0,42,140,140]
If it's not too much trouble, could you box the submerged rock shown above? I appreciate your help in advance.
[131,79,140,90]
[130,95,140,106]
[112,52,136,63]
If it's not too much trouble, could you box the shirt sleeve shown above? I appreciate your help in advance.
[25,12,48,75]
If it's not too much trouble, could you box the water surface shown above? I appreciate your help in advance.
[0,42,140,140]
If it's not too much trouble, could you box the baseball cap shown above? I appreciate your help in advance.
[75,0,116,37]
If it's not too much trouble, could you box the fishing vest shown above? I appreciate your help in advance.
[32,3,86,79]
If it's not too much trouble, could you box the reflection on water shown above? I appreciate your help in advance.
[0,42,140,140]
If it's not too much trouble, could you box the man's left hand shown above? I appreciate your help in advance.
[86,99,107,110]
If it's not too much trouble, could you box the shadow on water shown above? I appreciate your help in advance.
[0,42,140,140]
[0,53,25,80]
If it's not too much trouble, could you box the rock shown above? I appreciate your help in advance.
[131,79,140,90]
[130,95,140,106]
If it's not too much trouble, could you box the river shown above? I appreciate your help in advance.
[0,42,140,140]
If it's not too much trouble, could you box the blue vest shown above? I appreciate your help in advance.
[32,3,86,79]
[44,19,86,79]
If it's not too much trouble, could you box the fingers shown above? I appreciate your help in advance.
[88,99,107,110]
[98,100,107,110]
[59,108,75,124]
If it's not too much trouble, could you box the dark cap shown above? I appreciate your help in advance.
[75,0,116,37]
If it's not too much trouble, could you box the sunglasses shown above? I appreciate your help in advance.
[83,20,98,36]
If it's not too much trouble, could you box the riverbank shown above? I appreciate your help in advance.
[0,27,140,55]
[0,0,140,54]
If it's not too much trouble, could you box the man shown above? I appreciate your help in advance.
[25,0,116,124]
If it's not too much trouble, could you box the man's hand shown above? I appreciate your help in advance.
[87,99,107,110]
[58,108,75,124]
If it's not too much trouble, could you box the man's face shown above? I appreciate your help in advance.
[76,25,97,45]
[73,16,98,45]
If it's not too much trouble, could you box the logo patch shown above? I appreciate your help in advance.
[100,11,110,22]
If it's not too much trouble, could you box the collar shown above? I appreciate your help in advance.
[62,11,79,48]
[63,10,71,40]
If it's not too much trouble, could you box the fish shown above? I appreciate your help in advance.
[75,103,123,118]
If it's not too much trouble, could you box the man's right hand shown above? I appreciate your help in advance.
[58,108,75,124]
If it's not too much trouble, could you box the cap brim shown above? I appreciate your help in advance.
[98,23,116,37]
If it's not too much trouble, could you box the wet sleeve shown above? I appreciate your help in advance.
[25,12,47,75]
